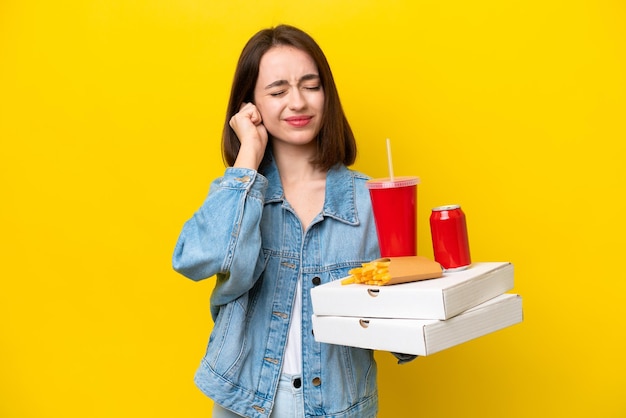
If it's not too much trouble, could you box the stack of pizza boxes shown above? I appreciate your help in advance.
[311,257,522,356]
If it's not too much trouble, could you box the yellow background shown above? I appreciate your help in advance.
[2,0,625,417]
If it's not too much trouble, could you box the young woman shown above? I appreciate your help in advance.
[173,24,411,418]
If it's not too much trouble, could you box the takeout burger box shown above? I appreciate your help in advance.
[311,293,523,356]
[311,262,514,320]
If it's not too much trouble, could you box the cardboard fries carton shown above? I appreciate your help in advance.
[311,262,514,320]
[384,256,443,284]
[343,256,443,286]
[311,293,523,356]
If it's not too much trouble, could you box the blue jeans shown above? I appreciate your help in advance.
[211,374,304,418]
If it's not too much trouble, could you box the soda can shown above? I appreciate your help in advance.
[430,204,471,271]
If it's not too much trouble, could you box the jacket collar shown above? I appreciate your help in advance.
[262,157,359,226]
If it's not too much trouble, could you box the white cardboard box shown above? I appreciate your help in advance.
[311,262,514,320]
[312,293,523,356]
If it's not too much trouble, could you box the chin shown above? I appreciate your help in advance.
[272,131,319,146]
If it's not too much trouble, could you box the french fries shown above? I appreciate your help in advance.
[341,260,391,286]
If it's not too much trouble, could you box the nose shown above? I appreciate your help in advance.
[288,88,305,110]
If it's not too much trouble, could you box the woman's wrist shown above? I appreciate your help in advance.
[233,143,265,170]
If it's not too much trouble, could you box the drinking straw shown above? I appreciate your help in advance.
[386,138,395,182]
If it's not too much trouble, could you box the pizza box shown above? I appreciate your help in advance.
[311,293,522,356]
[311,262,514,320]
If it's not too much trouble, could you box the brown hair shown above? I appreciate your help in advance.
[221,24,356,170]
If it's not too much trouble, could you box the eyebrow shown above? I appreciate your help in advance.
[264,74,320,90]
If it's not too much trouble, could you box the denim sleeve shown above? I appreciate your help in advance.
[172,167,268,303]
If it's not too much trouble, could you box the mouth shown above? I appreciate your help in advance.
[284,116,313,127]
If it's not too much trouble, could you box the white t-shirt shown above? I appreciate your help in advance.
[282,277,302,375]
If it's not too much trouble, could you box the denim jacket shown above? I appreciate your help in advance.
[173,157,381,418]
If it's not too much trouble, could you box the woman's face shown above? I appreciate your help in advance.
[253,46,325,147]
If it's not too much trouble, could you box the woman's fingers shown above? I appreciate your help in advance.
[230,103,262,130]
[230,103,268,170]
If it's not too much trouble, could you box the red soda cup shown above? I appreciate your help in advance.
[366,176,420,257]
[430,204,471,271]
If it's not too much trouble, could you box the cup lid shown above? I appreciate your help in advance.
[366,176,420,189]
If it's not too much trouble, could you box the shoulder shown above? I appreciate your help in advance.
[349,169,372,183]
[343,167,372,192]
[331,166,373,208]
[330,164,371,180]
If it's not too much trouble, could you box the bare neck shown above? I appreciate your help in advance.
[272,142,326,230]
[272,141,325,183]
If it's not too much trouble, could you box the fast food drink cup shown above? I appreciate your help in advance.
[366,176,420,257]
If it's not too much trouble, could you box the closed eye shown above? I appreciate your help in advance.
[264,74,321,94]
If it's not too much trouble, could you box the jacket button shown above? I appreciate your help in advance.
[312,377,321,386]
[312,276,321,286]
